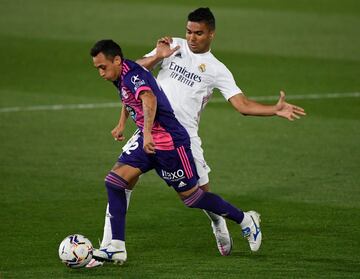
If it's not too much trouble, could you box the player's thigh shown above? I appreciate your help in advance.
[111,162,142,190]
[115,132,153,188]
[190,136,211,186]
[154,145,199,193]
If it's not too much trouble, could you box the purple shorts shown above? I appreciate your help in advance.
[118,132,199,192]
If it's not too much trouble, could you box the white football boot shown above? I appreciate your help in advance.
[241,211,262,252]
[211,217,233,256]
[92,243,127,265]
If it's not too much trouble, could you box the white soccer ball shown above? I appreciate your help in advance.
[58,234,93,268]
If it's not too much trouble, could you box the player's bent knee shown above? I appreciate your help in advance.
[177,186,198,199]
[199,183,210,192]
[182,187,205,208]
[105,171,129,191]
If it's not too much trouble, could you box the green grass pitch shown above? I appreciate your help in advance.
[0,0,359,278]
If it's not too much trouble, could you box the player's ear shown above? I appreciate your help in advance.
[209,31,215,40]
[113,55,122,66]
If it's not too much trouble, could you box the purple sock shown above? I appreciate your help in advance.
[105,172,128,241]
[183,188,244,224]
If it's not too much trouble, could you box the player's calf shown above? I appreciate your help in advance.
[93,172,130,264]
[182,187,262,252]
[182,188,244,223]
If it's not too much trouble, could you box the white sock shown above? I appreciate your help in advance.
[100,204,112,247]
[100,190,132,248]
[125,189,132,209]
[240,212,252,229]
[203,209,223,226]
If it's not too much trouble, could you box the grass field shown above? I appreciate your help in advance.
[0,0,360,278]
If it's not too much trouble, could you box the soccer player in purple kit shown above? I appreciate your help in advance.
[89,39,262,265]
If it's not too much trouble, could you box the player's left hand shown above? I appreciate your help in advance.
[156,36,180,59]
[275,91,306,121]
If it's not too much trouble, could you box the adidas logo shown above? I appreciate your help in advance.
[178,181,187,188]
[175,52,182,58]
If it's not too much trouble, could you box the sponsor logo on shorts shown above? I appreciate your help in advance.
[161,169,185,182]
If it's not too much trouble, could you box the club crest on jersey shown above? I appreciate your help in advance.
[121,87,129,99]
[131,74,146,91]
[198,63,206,73]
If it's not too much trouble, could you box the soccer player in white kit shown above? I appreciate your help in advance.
[137,7,305,255]
[94,7,305,262]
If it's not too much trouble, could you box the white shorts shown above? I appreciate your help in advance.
[190,136,211,186]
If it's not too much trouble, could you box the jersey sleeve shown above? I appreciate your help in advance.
[124,69,153,100]
[144,47,156,58]
[143,47,163,69]
[214,63,243,100]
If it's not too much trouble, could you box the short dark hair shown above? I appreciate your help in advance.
[188,7,215,30]
[90,39,124,60]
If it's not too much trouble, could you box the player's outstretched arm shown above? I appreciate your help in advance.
[229,91,306,121]
[136,37,180,70]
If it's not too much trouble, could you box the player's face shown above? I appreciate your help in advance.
[93,52,122,81]
[186,21,214,53]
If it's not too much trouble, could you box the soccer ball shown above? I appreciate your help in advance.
[58,234,93,268]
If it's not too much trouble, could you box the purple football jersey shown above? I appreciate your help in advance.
[113,59,189,150]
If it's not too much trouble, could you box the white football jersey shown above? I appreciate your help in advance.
[145,38,242,137]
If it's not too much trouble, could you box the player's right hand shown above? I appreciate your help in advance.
[111,125,125,141]
[275,91,306,121]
